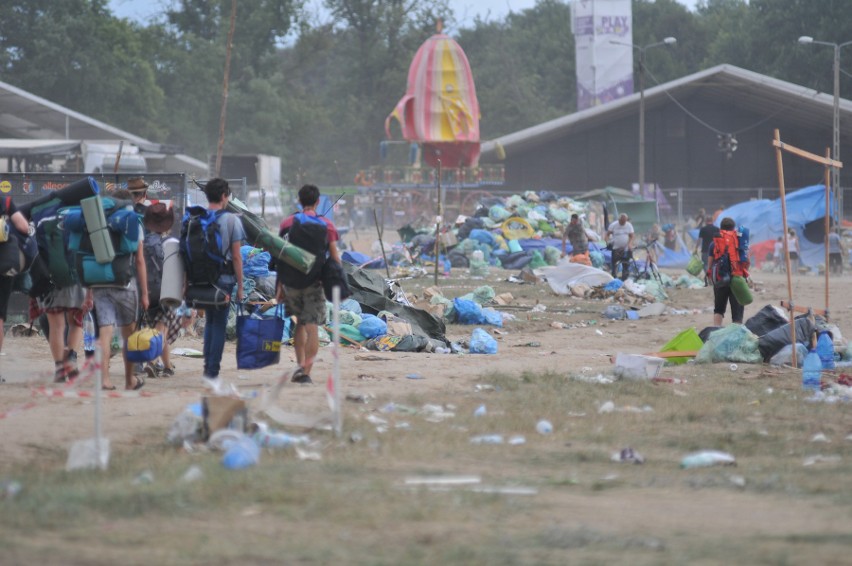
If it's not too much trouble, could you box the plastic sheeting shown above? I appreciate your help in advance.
[534,260,614,295]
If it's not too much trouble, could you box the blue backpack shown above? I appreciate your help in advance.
[65,197,141,287]
[180,206,230,287]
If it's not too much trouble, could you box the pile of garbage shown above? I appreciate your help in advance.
[695,304,847,365]
[343,191,599,274]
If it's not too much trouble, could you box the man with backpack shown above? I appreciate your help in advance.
[86,189,149,391]
[707,217,749,326]
[181,178,245,381]
[277,184,341,384]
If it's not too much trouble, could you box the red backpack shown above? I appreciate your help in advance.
[708,230,748,287]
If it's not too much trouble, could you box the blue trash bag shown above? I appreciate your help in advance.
[604,279,623,292]
[482,308,503,327]
[468,229,497,248]
[359,315,388,339]
[470,328,498,354]
[341,298,362,314]
[453,298,485,324]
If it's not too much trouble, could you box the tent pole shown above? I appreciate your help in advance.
[434,159,443,287]
[774,129,798,369]
[824,148,831,321]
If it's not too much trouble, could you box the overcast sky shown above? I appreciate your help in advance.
[109,0,702,29]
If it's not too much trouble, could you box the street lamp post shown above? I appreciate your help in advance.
[612,37,676,195]
[798,36,852,215]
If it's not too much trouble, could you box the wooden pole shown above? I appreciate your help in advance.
[774,129,798,368]
[434,159,443,286]
[113,140,124,189]
[214,0,237,177]
[372,210,391,279]
[824,147,831,321]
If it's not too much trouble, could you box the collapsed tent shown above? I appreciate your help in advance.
[718,184,835,268]
[343,262,448,345]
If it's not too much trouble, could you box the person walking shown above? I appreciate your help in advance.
[787,228,800,272]
[828,228,846,275]
[708,217,748,326]
[605,213,634,280]
[88,189,149,391]
[695,216,721,272]
[561,213,590,265]
[0,196,35,380]
[191,178,245,382]
[141,203,178,377]
[276,184,341,384]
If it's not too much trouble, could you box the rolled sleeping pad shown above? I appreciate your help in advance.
[225,198,315,274]
[80,196,116,264]
[19,176,100,220]
[730,275,753,305]
[160,237,185,308]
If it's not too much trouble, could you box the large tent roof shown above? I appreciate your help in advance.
[0,79,207,175]
[481,64,852,159]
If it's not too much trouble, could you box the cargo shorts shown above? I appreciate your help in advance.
[283,283,327,326]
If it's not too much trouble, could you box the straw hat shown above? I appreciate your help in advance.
[143,203,174,233]
[127,177,149,193]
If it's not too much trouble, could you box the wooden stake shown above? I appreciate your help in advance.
[214,0,237,177]
[774,129,798,368]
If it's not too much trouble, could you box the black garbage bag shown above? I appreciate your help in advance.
[699,326,722,343]
[744,305,788,337]
[448,250,469,268]
[757,315,821,362]
[457,217,486,241]
[499,251,534,270]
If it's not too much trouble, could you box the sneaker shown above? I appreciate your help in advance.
[160,367,175,377]
[144,363,158,379]
[291,367,313,385]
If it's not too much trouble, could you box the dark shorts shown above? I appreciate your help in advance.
[0,276,13,320]
[283,283,327,326]
[713,285,744,323]
[829,253,843,265]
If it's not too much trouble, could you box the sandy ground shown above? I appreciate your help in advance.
[0,262,845,469]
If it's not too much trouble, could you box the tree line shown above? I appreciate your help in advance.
[1,0,851,186]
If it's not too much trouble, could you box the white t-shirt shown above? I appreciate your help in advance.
[608,221,634,250]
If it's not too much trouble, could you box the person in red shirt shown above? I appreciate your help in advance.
[277,185,341,384]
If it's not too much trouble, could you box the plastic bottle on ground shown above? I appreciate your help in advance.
[83,311,96,358]
[221,434,260,469]
[802,347,822,393]
[816,331,836,370]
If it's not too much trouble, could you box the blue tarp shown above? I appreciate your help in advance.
[718,184,834,268]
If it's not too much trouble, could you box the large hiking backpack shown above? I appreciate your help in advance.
[143,231,165,307]
[35,211,78,289]
[180,206,230,287]
[279,212,328,289]
[708,229,749,288]
[66,197,140,287]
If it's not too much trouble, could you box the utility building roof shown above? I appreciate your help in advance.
[0,78,206,175]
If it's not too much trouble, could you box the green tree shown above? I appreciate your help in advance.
[0,0,165,139]
[459,0,575,139]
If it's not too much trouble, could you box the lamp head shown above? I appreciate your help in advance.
[663,37,677,46]
[798,36,814,45]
